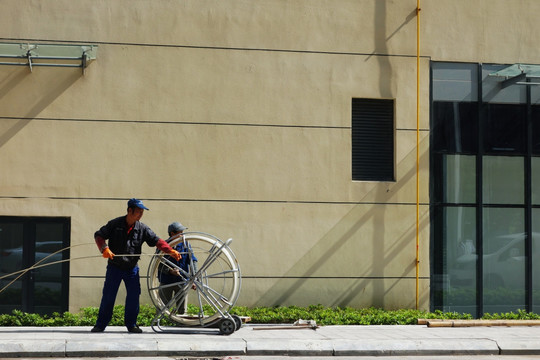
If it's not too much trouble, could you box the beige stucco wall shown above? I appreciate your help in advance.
[1,0,538,313]
[2,0,539,64]
[423,0,540,64]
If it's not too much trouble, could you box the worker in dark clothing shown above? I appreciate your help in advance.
[158,222,197,313]
[91,198,180,333]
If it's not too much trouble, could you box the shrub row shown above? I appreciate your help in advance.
[1,305,539,327]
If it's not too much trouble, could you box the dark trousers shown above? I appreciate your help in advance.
[161,284,187,314]
[95,263,141,329]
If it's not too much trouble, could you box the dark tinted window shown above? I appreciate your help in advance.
[533,105,540,155]
[484,104,526,154]
[432,101,478,153]
[0,217,70,315]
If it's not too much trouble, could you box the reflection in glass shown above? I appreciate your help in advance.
[442,207,477,314]
[533,158,540,205]
[444,155,476,204]
[531,106,540,154]
[0,223,24,313]
[34,223,64,314]
[432,102,478,153]
[431,62,536,316]
[483,156,524,205]
[483,208,525,313]
[533,209,540,313]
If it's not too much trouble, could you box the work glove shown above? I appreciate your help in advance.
[168,249,181,261]
[102,247,115,259]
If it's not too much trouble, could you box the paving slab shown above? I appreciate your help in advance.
[0,339,66,358]
[1,324,540,357]
[246,338,334,356]
[156,336,246,357]
[332,338,499,356]
[498,338,540,355]
[65,339,159,357]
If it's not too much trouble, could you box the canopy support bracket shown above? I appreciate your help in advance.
[0,42,98,74]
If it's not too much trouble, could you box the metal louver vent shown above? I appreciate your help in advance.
[352,98,394,181]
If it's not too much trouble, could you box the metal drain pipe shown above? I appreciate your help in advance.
[415,0,421,310]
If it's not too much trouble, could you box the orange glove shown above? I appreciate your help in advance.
[102,247,115,259]
[168,249,181,261]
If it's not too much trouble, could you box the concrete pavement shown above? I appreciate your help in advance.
[2,324,540,358]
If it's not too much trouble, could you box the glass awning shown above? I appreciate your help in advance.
[489,64,540,88]
[0,42,97,73]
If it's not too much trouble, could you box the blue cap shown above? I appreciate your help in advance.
[127,198,149,210]
[168,222,187,234]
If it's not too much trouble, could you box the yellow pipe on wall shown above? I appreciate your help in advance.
[416,0,421,310]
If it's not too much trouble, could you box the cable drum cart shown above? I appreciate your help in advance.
[146,232,242,335]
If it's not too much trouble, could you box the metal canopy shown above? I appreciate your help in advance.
[0,42,97,73]
[489,64,540,88]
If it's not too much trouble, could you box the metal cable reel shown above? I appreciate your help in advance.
[147,232,241,334]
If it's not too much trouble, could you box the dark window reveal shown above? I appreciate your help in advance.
[352,98,394,181]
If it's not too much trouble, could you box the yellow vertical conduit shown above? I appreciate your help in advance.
[415,0,421,310]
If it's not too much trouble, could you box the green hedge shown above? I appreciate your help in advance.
[230,305,474,325]
[2,304,539,326]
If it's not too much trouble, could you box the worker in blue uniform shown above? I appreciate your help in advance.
[158,222,197,314]
[92,198,181,333]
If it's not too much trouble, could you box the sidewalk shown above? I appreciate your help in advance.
[2,324,540,358]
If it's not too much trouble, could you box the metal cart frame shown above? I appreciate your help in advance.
[146,232,242,335]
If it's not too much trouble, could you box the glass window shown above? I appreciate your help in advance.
[483,208,525,314]
[431,62,536,316]
[532,209,540,313]
[483,156,524,205]
[34,223,65,314]
[444,207,477,314]
[533,157,540,205]
[443,155,476,204]
[484,104,527,154]
[482,65,527,104]
[532,85,540,106]
[533,106,540,155]
[0,222,24,314]
[432,102,478,153]
[432,62,478,102]
[0,218,69,315]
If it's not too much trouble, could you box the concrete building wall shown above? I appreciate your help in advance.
[0,0,538,313]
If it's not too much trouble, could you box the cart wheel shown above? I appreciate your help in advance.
[219,318,236,335]
[232,315,242,330]
[147,232,241,328]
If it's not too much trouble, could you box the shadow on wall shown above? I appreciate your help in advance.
[373,0,393,98]
[254,3,426,309]
[255,134,429,308]
[0,66,82,148]
[367,3,417,97]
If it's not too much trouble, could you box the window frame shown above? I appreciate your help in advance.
[0,216,70,315]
